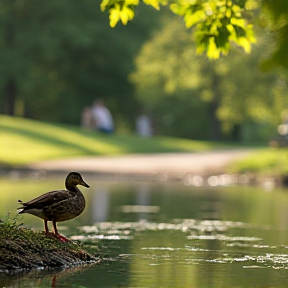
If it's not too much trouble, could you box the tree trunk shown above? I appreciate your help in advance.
[209,73,222,141]
[209,99,221,141]
[5,78,17,115]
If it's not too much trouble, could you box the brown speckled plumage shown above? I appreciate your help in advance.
[17,172,89,241]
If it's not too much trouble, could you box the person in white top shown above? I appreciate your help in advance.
[91,99,114,134]
[136,113,152,137]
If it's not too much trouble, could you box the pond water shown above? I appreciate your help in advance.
[2,174,288,287]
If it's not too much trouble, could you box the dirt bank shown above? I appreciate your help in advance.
[0,217,99,273]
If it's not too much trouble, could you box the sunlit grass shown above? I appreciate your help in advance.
[153,136,218,151]
[228,148,288,174]
[0,115,234,166]
[0,115,124,165]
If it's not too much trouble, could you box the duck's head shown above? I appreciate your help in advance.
[66,172,90,188]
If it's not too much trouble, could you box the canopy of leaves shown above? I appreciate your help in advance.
[101,0,288,71]
[130,16,288,140]
[101,0,257,59]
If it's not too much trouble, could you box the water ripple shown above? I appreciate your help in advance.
[73,219,288,270]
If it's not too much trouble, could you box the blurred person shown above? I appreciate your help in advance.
[91,99,114,134]
[136,110,152,137]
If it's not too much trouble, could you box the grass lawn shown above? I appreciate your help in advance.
[1,115,238,167]
[228,148,288,175]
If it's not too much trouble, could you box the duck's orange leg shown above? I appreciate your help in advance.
[44,220,49,234]
[52,220,69,242]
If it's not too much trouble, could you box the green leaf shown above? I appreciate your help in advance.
[233,24,246,37]
[215,25,231,49]
[100,0,110,12]
[170,1,197,16]
[231,17,245,28]
[120,5,135,25]
[109,4,121,27]
[207,37,220,59]
[143,0,160,10]
[245,0,259,10]
[126,0,140,5]
[107,2,136,27]
[238,37,252,53]
[184,10,206,28]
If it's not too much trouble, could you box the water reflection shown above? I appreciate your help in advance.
[136,185,152,220]
[0,264,97,288]
[2,177,288,287]
[92,185,110,223]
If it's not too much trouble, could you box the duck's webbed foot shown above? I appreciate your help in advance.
[52,220,69,242]
[55,233,70,242]
[44,231,70,242]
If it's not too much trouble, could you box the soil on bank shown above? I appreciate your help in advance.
[0,217,99,273]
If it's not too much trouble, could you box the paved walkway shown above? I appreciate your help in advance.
[28,149,252,176]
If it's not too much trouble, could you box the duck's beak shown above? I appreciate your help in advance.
[81,180,90,188]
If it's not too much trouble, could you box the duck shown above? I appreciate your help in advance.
[17,172,89,242]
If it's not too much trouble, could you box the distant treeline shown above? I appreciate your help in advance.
[1,1,288,142]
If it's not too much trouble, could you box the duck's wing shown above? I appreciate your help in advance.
[19,190,75,210]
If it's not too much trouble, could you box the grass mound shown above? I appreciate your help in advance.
[0,215,99,272]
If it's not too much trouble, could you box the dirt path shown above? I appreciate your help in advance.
[28,149,253,176]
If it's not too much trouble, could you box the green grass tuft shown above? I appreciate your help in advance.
[0,214,98,271]
[228,148,288,174]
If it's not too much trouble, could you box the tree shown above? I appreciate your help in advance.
[130,16,288,141]
[101,0,288,71]
[0,0,105,117]
[0,0,159,128]
[260,0,288,69]
[101,0,257,59]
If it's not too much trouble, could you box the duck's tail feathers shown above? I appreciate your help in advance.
[17,208,24,214]
[17,199,26,214]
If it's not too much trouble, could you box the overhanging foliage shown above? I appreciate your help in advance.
[101,0,258,59]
